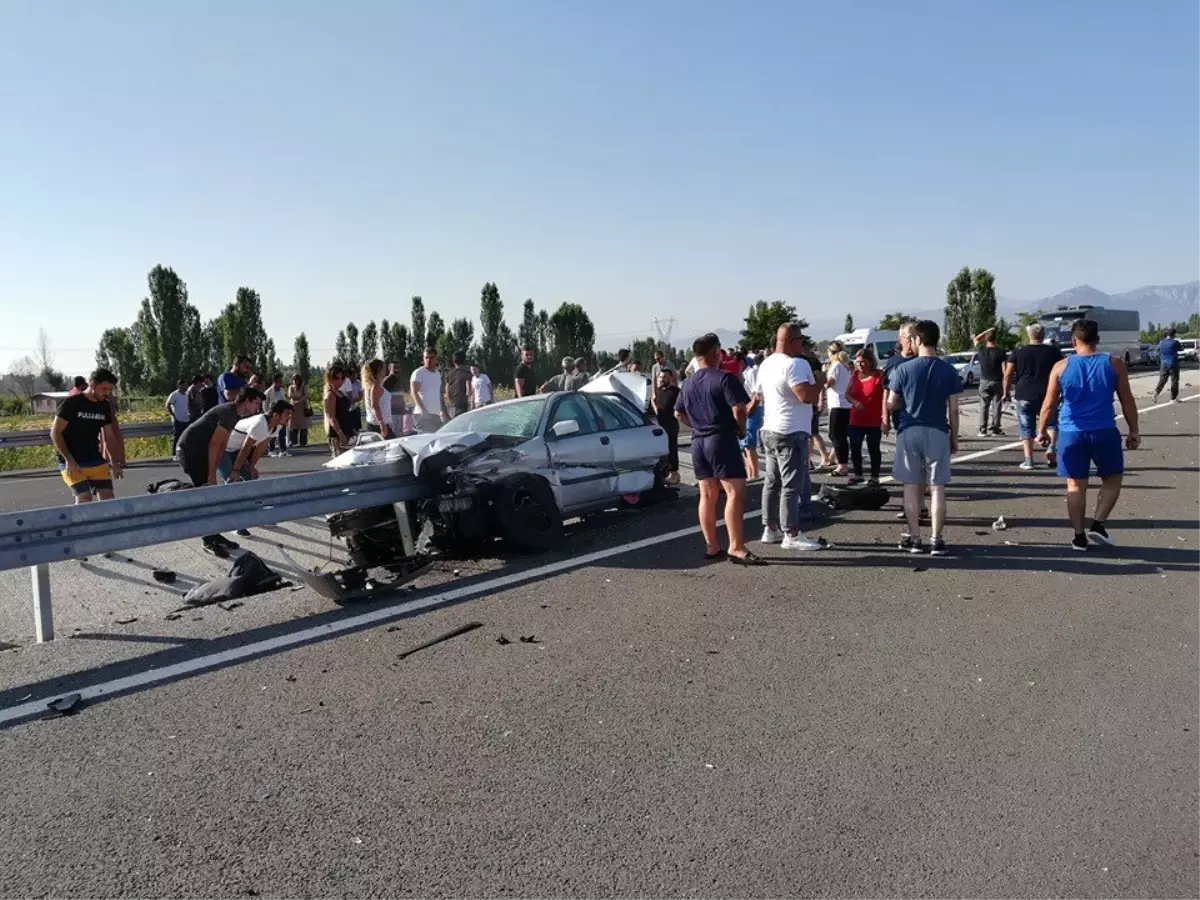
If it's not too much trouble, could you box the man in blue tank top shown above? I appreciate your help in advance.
[1037,318,1140,552]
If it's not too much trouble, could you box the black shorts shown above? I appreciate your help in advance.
[179,453,209,489]
[691,433,746,481]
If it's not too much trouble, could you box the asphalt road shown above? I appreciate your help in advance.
[0,397,1196,898]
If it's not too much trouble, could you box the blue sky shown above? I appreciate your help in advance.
[1,0,1197,374]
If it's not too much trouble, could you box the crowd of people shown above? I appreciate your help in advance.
[46,314,1155,561]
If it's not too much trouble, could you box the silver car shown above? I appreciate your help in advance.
[325,374,671,565]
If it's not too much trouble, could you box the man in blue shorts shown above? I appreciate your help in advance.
[1038,318,1140,551]
[675,333,763,565]
[1004,322,1062,470]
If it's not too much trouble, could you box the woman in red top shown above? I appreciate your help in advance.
[847,348,887,484]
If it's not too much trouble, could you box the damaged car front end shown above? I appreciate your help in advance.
[323,376,674,569]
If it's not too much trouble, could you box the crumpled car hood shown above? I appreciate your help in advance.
[324,431,529,477]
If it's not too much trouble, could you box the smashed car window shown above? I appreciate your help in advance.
[438,397,547,439]
[588,394,645,431]
[549,394,598,435]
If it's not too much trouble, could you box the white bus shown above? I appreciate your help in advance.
[1036,305,1141,365]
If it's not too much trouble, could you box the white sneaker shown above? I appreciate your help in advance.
[761,527,784,545]
[782,532,826,551]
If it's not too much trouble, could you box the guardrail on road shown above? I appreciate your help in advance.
[0,413,329,450]
[0,461,431,642]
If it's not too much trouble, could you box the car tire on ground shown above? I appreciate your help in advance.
[489,474,564,553]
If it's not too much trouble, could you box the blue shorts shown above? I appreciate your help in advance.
[691,433,747,481]
[1057,427,1123,480]
[740,408,763,451]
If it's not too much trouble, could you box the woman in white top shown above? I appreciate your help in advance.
[361,358,395,439]
[824,341,853,475]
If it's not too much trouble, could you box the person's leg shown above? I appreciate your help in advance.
[761,432,782,532]
[721,479,748,556]
[277,428,288,454]
[1171,365,1180,401]
[990,386,1004,432]
[1154,367,1170,400]
[903,484,923,537]
[848,425,865,477]
[1066,477,1088,535]
[1086,427,1125,544]
[181,455,226,549]
[978,382,992,433]
[797,434,814,518]
[833,409,850,468]
[744,446,759,480]
[1095,474,1122,523]
[892,430,922,540]
[775,433,803,534]
[1016,400,1035,466]
[300,428,309,447]
[866,427,882,480]
[288,428,299,446]
[929,485,947,540]
[697,479,721,555]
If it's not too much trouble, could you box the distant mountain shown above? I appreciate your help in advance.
[1023,282,1199,325]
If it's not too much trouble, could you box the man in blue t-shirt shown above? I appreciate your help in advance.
[886,320,962,557]
[675,332,762,566]
[1153,328,1182,403]
[217,355,254,402]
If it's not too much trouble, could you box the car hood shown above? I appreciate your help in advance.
[324,431,525,477]
[580,371,652,409]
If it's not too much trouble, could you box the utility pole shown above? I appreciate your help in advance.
[652,317,675,351]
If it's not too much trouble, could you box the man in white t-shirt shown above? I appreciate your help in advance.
[470,364,493,408]
[410,348,445,433]
[756,323,825,551]
[218,400,293,484]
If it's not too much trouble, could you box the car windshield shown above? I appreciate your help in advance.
[437,397,548,440]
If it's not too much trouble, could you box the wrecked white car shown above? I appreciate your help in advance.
[324,374,674,568]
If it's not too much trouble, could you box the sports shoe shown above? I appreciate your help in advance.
[899,533,923,554]
[1019,458,1035,470]
[895,509,930,521]
[990,428,1004,436]
[216,535,240,549]
[977,428,988,437]
[1088,522,1114,547]
[1045,450,1057,468]
[761,527,784,545]
[1152,392,1160,404]
[235,528,251,537]
[1070,534,1089,552]
[929,537,948,556]
[782,533,826,551]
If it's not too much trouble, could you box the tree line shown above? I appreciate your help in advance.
[85,267,698,396]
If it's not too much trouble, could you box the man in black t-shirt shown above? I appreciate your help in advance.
[382,362,403,393]
[973,326,1009,436]
[1004,323,1063,469]
[176,387,264,556]
[444,352,473,417]
[514,346,537,397]
[50,368,122,504]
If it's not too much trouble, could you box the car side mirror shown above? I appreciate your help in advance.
[551,419,581,438]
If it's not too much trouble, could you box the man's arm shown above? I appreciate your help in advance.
[50,417,78,474]
[409,377,427,415]
[1112,356,1140,448]
[1037,362,1065,439]
[948,394,960,452]
[515,371,527,398]
[1002,361,1015,400]
[229,434,256,480]
[206,427,231,485]
[972,327,994,346]
[165,394,174,419]
[732,403,748,433]
[102,424,123,477]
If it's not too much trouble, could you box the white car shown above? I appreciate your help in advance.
[945,352,981,388]
[1180,338,1198,362]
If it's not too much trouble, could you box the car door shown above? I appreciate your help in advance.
[586,393,667,496]
[543,393,615,509]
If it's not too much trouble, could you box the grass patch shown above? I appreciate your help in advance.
[0,410,168,432]
[0,435,174,473]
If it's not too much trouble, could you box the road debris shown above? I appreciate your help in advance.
[992,516,1008,531]
[45,693,83,717]
[115,617,139,625]
[519,635,541,644]
[218,602,243,611]
[496,634,513,645]
[164,613,182,621]
[152,569,177,584]
[397,621,484,659]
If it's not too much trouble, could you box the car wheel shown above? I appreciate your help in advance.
[490,474,564,553]
[1124,352,1132,367]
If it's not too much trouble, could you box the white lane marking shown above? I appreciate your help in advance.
[2,395,1195,726]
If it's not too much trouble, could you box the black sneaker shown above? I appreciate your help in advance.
[929,537,948,556]
[202,540,230,559]
[235,529,251,537]
[1070,534,1088,552]
[990,428,1004,436]
[216,535,240,549]
[894,509,930,521]
[977,428,988,437]
[899,533,924,554]
[1088,523,1114,547]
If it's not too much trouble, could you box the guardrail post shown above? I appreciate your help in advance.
[31,564,53,642]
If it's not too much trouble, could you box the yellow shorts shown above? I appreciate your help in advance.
[60,463,113,496]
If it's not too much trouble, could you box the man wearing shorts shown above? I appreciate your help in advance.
[1038,318,1140,551]
[50,368,123,504]
[674,333,762,565]
[887,320,961,556]
[1004,322,1061,470]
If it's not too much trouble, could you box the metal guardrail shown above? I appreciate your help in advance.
[0,461,431,642]
[0,413,329,450]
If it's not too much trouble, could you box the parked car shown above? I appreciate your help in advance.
[1139,344,1160,367]
[1180,338,1199,362]
[323,374,672,567]
[945,351,981,388]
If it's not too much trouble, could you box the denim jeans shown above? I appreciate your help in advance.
[217,452,254,484]
[761,430,811,531]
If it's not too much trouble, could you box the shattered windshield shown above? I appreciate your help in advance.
[437,397,548,440]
